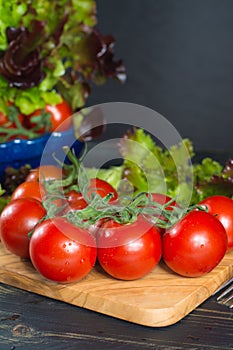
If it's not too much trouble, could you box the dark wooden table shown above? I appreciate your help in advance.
[0,281,232,350]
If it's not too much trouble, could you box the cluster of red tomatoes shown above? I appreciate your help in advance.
[0,163,233,283]
[0,99,72,140]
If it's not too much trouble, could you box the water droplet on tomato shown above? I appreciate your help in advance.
[104,231,111,238]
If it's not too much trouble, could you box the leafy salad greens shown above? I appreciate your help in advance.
[0,0,126,115]
[87,128,233,205]
[0,128,232,209]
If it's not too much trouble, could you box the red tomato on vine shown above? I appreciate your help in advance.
[26,165,63,182]
[43,99,72,131]
[0,198,46,259]
[87,178,118,202]
[64,178,118,214]
[11,181,46,202]
[27,99,72,133]
[162,210,228,277]
[97,215,162,280]
[199,195,233,251]
[29,217,97,283]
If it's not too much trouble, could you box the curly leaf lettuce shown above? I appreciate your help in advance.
[0,0,126,115]
[193,158,233,202]
[117,128,194,205]
[94,128,232,205]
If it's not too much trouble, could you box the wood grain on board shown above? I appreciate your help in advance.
[0,243,232,327]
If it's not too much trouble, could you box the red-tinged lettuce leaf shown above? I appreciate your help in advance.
[68,26,126,84]
[73,105,106,141]
[223,158,233,178]
[94,34,126,84]
[0,1,126,114]
[193,157,233,201]
[0,22,46,88]
[195,175,233,200]
[69,26,104,74]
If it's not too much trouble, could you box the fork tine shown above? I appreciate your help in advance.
[216,279,233,308]
[223,293,233,306]
[217,283,233,301]
[214,277,233,295]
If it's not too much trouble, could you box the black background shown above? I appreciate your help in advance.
[87,0,233,152]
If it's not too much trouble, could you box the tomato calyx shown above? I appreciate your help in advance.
[41,146,209,231]
[63,191,188,230]
[42,150,204,229]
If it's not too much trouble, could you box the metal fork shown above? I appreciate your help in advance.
[215,277,233,309]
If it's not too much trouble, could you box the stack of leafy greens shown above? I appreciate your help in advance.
[87,128,233,205]
[0,0,126,116]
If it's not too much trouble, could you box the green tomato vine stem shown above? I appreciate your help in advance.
[0,106,51,142]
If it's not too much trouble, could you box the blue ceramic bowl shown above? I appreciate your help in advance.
[0,127,84,179]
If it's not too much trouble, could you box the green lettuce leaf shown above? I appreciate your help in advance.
[96,128,233,205]
[118,128,194,205]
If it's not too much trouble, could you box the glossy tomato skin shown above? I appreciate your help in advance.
[0,198,46,258]
[149,193,176,206]
[28,99,72,132]
[63,178,118,214]
[26,165,63,182]
[65,190,88,212]
[162,210,228,277]
[199,195,233,251]
[45,99,72,131]
[11,181,46,202]
[29,217,97,283]
[88,178,118,202]
[97,215,162,280]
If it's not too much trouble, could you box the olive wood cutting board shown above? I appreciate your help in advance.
[0,242,232,327]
